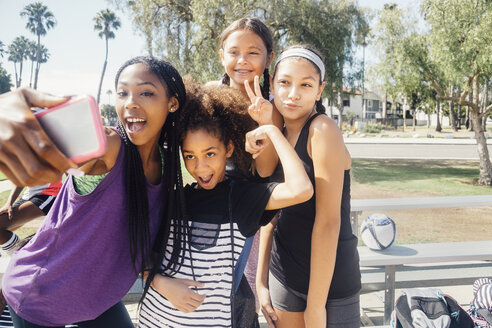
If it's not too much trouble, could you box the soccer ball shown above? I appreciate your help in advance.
[360,213,396,250]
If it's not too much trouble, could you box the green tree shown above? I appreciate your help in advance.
[8,36,30,88]
[0,41,5,58]
[100,103,118,126]
[114,0,254,80]
[269,0,369,128]
[114,0,368,126]
[36,44,50,78]
[93,9,121,105]
[369,4,411,121]
[0,63,12,94]
[403,0,492,185]
[21,2,56,90]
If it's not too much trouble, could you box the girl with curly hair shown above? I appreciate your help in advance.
[138,81,312,328]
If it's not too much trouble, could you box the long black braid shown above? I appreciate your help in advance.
[113,56,188,304]
[261,68,270,99]
[220,18,273,99]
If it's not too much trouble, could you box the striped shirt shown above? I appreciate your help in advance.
[139,179,277,328]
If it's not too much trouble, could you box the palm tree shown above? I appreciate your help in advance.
[93,9,121,105]
[21,2,56,90]
[106,89,113,105]
[36,44,50,78]
[7,46,20,88]
[8,36,30,88]
[26,40,37,87]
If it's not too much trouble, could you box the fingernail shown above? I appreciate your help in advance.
[67,168,84,177]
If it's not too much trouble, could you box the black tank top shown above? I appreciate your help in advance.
[270,113,361,299]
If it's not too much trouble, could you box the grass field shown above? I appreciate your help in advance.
[351,159,492,244]
[1,159,491,243]
[0,172,6,181]
[351,159,492,196]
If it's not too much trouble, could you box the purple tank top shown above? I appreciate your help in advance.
[2,141,165,325]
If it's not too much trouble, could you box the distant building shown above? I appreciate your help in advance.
[323,89,401,121]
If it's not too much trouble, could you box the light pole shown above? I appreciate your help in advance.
[362,37,367,120]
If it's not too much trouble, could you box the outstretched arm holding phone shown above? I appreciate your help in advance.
[0,87,116,186]
[0,87,77,186]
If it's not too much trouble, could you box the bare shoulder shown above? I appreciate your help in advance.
[309,115,343,142]
[308,115,351,168]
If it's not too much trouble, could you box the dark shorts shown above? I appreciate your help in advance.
[269,272,360,328]
[13,195,56,215]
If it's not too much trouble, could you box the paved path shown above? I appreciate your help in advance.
[345,137,492,160]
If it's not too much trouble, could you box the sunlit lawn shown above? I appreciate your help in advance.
[351,159,492,196]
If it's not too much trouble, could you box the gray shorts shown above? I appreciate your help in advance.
[269,272,360,328]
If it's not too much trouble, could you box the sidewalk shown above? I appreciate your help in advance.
[122,283,476,327]
[344,126,492,144]
[345,137,492,144]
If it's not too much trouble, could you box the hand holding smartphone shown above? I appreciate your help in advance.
[34,95,107,164]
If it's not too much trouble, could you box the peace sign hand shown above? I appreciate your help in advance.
[244,76,274,126]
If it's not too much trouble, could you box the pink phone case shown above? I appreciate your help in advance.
[35,95,107,163]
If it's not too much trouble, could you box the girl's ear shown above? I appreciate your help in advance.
[316,82,326,101]
[168,97,179,113]
[266,51,274,67]
[219,49,225,63]
[226,140,234,158]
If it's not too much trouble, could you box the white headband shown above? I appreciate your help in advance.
[274,48,325,81]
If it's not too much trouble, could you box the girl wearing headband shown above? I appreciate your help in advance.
[253,45,361,328]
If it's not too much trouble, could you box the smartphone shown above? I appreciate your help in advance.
[34,95,107,164]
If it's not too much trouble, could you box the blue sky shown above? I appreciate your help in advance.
[0,0,421,103]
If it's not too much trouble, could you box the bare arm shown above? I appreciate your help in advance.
[0,186,24,218]
[0,87,77,186]
[256,216,278,327]
[304,117,347,328]
[245,125,313,210]
[5,186,24,207]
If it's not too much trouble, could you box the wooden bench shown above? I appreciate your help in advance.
[358,240,492,324]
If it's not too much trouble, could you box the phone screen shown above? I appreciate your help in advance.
[35,96,107,163]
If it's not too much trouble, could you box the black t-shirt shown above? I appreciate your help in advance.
[139,178,277,328]
[184,178,278,237]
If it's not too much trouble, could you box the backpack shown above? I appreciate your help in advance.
[467,278,492,328]
[391,288,474,328]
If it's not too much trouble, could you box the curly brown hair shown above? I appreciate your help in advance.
[178,78,257,176]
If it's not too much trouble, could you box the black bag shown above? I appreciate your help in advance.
[228,181,259,328]
[232,275,260,328]
[392,288,474,328]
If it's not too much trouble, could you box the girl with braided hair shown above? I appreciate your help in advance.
[214,17,282,311]
[2,56,187,327]
[138,81,312,328]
